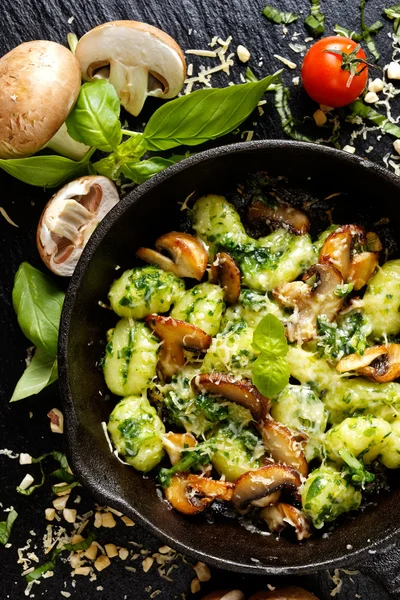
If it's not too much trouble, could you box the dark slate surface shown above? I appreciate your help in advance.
[0,0,398,598]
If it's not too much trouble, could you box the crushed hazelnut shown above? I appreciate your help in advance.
[45,508,56,522]
[119,548,129,560]
[101,512,116,528]
[142,557,154,573]
[94,555,111,572]
[105,544,118,558]
[121,515,135,526]
[47,408,64,434]
[194,561,211,582]
[94,512,102,528]
[191,578,201,594]
[74,566,91,576]
[84,543,98,561]
[53,495,69,511]
[63,508,77,523]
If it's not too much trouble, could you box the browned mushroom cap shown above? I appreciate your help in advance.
[251,490,281,508]
[320,225,380,289]
[231,464,301,510]
[192,373,270,421]
[273,262,344,343]
[348,252,379,290]
[164,474,234,515]
[258,419,308,478]
[163,432,197,465]
[137,232,208,280]
[145,315,212,380]
[337,344,400,383]
[259,503,312,541]
[201,591,245,600]
[187,475,235,501]
[248,199,310,235]
[249,586,319,600]
[37,176,120,276]
[210,252,241,305]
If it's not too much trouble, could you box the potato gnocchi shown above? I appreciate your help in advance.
[102,185,400,540]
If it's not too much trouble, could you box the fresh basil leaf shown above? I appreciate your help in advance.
[0,154,89,188]
[121,155,186,184]
[93,133,148,180]
[304,0,325,36]
[67,80,122,152]
[93,153,121,180]
[273,83,314,141]
[51,480,80,495]
[143,72,282,151]
[360,0,380,61]
[333,24,361,40]
[384,5,400,19]
[253,314,288,356]
[32,451,69,469]
[252,353,290,397]
[12,262,65,356]
[245,67,259,83]
[116,133,148,159]
[0,509,18,545]
[10,349,57,402]
[17,462,45,495]
[262,5,298,24]
[348,100,400,137]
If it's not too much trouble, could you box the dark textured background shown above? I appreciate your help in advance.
[0,0,398,598]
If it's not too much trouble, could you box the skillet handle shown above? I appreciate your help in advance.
[358,541,400,598]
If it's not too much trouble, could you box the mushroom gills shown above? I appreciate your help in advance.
[108,60,149,116]
[231,464,301,510]
[336,343,400,383]
[210,251,241,305]
[259,503,311,541]
[248,199,310,235]
[259,419,308,477]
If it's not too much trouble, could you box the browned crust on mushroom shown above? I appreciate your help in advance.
[248,199,310,235]
[163,432,197,465]
[273,262,344,343]
[231,464,301,510]
[210,252,241,305]
[337,344,400,383]
[249,586,319,600]
[137,232,208,280]
[186,475,235,501]
[348,252,379,290]
[259,503,312,541]
[191,373,270,421]
[258,419,308,477]
[164,475,212,515]
[145,314,212,380]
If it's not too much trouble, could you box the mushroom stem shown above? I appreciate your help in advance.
[108,61,149,116]
[46,122,90,160]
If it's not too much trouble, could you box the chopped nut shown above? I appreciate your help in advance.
[53,494,69,510]
[18,473,34,490]
[94,555,111,572]
[237,44,251,63]
[387,61,400,80]
[94,512,102,528]
[71,534,85,545]
[194,561,211,582]
[342,145,356,154]
[70,553,83,569]
[191,578,201,594]
[47,408,64,434]
[121,515,135,526]
[45,508,56,522]
[63,508,77,523]
[119,548,129,560]
[364,91,379,104]
[75,566,91,576]
[393,140,400,155]
[19,453,32,465]
[313,109,327,126]
[84,542,98,561]
[368,78,384,93]
[142,556,154,572]
[158,545,172,554]
[105,543,118,558]
[101,512,116,528]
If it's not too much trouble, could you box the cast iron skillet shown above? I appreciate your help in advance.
[58,140,400,598]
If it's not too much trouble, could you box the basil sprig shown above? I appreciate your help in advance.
[11,263,64,402]
[142,72,282,151]
[252,314,290,397]
[262,5,298,24]
[0,509,18,546]
[304,0,325,37]
[348,100,400,137]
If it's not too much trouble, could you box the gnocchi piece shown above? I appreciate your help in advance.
[301,465,362,529]
[324,416,392,464]
[170,282,225,336]
[103,319,158,396]
[108,266,184,319]
[222,289,284,329]
[108,396,165,472]
[363,260,400,337]
[211,425,262,482]
[201,320,257,379]
[380,420,400,469]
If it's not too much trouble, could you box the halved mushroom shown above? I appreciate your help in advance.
[145,315,212,381]
[210,252,241,305]
[251,490,281,508]
[192,373,270,421]
[259,503,312,541]
[249,587,319,600]
[0,41,89,160]
[137,232,208,280]
[336,344,400,383]
[75,21,186,116]
[163,432,197,465]
[164,474,234,515]
[37,176,119,276]
[231,464,301,510]
[258,419,308,478]
[248,199,310,235]
[201,591,245,600]
[273,262,344,343]
[320,225,380,290]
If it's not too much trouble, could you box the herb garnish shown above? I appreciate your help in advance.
[251,314,290,397]
[304,0,325,37]
[0,509,18,545]
[384,4,400,40]
[262,5,298,24]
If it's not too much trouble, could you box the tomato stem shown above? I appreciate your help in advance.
[323,43,377,83]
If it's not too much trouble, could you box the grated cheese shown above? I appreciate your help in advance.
[273,54,297,69]
[185,49,217,57]
[0,207,19,227]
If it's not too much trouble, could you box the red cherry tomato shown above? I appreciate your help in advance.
[301,36,368,108]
